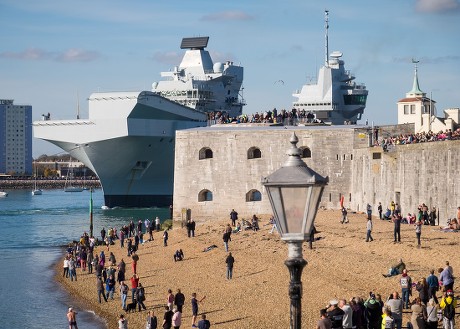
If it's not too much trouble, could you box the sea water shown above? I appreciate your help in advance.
[0,189,169,328]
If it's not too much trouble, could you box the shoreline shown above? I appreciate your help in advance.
[55,210,459,328]
[0,179,101,190]
[54,254,113,328]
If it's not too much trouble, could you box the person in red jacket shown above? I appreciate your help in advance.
[130,274,139,304]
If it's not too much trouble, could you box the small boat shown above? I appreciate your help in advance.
[64,157,83,192]
[32,174,42,195]
[64,186,84,193]
[0,191,8,197]
[32,189,43,195]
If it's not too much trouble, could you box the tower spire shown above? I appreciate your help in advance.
[409,58,423,95]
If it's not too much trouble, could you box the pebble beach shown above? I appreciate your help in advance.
[56,210,459,328]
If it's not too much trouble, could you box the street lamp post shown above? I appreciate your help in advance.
[262,132,328,329]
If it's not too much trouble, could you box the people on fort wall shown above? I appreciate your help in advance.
[376,128,460,150]
[207,108,324,125]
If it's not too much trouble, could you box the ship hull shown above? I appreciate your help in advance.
[34,91,207,208]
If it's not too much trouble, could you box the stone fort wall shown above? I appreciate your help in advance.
[173,124,458,224]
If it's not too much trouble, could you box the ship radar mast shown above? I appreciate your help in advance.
[325,10,329,67]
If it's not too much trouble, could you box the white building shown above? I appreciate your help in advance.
[397,61,459,133]
[0,99,33,175]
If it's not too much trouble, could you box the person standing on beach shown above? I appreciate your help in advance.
[317,308,332,329]
[341,207,348,224]
[326,300,344,329]
[163,229,169,247]
[415,217,422,248]
[439,266,454,292]
[129,220,135,237]
[393,214,402,243]
[131,251,139,274]
[197,314,211,329]
[378,202,383,220]
[225,252,235,280]
[97,276,108,303]
[117,258,126,284]
[80,248,87,272]
[105,274,116,300]
[130,273,139,304]
[67,307,78,329]
[338,299,352,329]
[171,308,182,329]
[191,293,206,328]
[366,204,372,220]
[162,306,174,329]
[118,314,128,329]
[146,310,158,329]
[155,216,161,231]
[426,270,439,304]
[440,290,456,329]
[385,292,403,329]
[119,228,125,248]
[230,209,238,227]
[87,251,93,274]
[366,217,374,242]
[136,283,147,311]
[190,218,196,237]
[174,289,185,313]
[167,289,175,310]
[63,256,69,278]
[186,220,192,238]
[69,257,77,281]
[101,227,106,242]
[120,281,128,310]
[400,269,412,309]
[223,231,231,252]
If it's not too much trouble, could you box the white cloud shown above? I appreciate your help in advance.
[416,0,460,13]
[0,48,100,62]
[0,48,53,60]
[56,49,100,62]
[201,10,254,21]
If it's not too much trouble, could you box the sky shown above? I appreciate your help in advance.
[1,0,460,157]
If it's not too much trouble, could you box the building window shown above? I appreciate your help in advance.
[198,189,213,202]
[404,105,409,114]
[372,152,381,159]
[246,189,262,202]
[247,147,261,159]
[410,104,416,114]
[299,146,311,158]
[199,147,213,160]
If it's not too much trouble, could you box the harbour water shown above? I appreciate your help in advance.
[0,189,169,328]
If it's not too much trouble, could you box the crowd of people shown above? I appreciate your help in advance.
[377,128,460,150]
[207,108,325,126]
[63,205,459,329]
[319,261,456,329]
[62,216,212,329]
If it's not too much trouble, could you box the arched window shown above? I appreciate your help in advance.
[199,147,213,160]
[246,189,262,202]
[247,147,261,159]
[198,189,213,202]
[299,146,311,158]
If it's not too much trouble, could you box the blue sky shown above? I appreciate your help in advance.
[1,0,460,157]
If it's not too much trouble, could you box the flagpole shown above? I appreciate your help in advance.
[89,188,94,238]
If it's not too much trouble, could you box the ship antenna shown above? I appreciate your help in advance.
[76,91,80,119]
[325,10,329,67]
